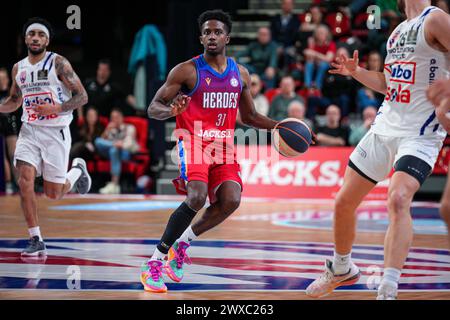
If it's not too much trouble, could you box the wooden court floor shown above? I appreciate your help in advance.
[0,194,449,300]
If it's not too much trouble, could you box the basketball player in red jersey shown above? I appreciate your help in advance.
[141,10,279,292]
[428,78,450,247]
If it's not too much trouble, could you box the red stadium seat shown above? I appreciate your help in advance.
[86,116,151,181]
[325,12,351,37]
[433,136,450,175]
[264,88,281,104]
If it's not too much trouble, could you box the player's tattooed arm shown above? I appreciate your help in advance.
[55,55,88,112]
[237,64,278,130]
[0,64,22,113]
[148,62,194,120]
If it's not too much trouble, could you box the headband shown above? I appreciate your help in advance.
[26,23,50,39]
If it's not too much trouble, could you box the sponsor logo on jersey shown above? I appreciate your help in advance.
[230,77,239,87]
[429,59,439,85]
[203,92,238,109]
[23,92,58,122]
[19,71,26,84]
[205,77,211,86]
[385,84,411,103]
[389,61,416,84]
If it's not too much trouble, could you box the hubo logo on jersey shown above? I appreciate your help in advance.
[23,92,57,122]
[1,238,449,292]
[385,62,415,104]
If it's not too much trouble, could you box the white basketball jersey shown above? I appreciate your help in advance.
[16,51,73,127]
[371,6,450,139]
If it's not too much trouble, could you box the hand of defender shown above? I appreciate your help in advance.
[427,79,450,110]
[329,50,359,76]
[170,94,191,116]
[31,102,62,117]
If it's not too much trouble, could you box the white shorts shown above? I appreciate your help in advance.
[349,130,443,182]
[14,123,71,184]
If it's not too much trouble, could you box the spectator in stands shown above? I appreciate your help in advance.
[303,24,336,92]
[268,75,304,121]
[357,51,384,113]
[316,104,349,146]
[250,74,270,116]
[306,46,355,119]
[287,100,314,131]
[349,106,377,146]
[70,107,105,161]
[237,27,278,89]
[95,108,139,194]
[0,68,20,194]
[297,5,325,55]
[83,59,133,118]
[271,0,300,69]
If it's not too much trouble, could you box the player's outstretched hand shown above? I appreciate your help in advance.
[329,50,359,76]
[170,94,191,116]
[427,79,450,108]
[31,102,62,117]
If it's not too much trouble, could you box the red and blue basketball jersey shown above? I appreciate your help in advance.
[176,54,242,143]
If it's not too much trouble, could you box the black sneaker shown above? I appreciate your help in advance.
[21,236,46,256]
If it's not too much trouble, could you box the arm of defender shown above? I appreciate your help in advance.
[0,64,22,113]
[238,65,278,130]
[147,62,192,120]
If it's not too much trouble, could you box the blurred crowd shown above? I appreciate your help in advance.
[1,0,450,194]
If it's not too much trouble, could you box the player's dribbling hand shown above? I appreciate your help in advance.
[329,50,359,76]
[31,102,62,116]
[170,94,191,116]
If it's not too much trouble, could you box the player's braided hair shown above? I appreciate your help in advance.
[198,10,232,34]
[22,17,54,40]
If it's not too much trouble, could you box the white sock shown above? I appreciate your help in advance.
[67,167,82,190]
[178,226,197,244]
[333,251,352,275]
[150,248,166,261]
[28,227,43,241]
[381,268,401,288]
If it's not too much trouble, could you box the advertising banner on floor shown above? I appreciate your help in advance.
[235,145,389,200]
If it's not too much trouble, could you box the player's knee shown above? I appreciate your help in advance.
[335,193,356,216]
[222,195,241,214]
[387,189,410,216]
[186,192,207,211]
[18,176,34,192]
[44,189,62,200]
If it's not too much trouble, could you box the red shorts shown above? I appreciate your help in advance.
[172,138,243,203]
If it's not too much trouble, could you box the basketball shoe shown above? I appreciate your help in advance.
[72,158,92,194]
[306,259,361,298]
[166,240,191,282]
[140,260,167,293]
[376,282,398,300]
[21,236,46,256]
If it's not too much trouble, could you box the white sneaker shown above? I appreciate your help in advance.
[72,158,92,194]
[99,182,121,194]
[376,282,398,300]
[306,259,361,298]
[6,182,14,195]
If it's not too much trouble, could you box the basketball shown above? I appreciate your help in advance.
[272,118,312,157]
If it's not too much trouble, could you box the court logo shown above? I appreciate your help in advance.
[0,239,449,292]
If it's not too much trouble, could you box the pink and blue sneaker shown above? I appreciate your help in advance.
[140,259,167,293]
[166,241,192,283]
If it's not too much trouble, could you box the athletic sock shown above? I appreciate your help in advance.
[333,251,352,275]
[66,167,82,190]
[178,226,198,244]
[150,247,167,261]
[156,202,198,254]
[380,267,401,288]
[28,227,43,241]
